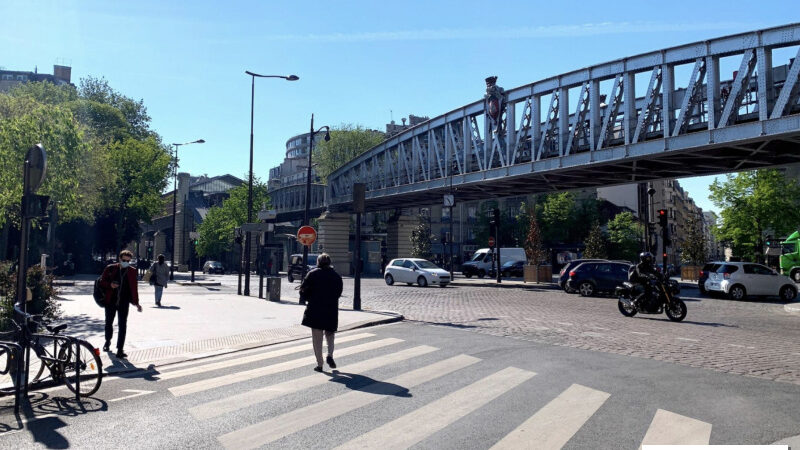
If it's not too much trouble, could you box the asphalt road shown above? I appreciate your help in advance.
[1,321,798,449]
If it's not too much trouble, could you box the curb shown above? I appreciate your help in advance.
[784,302,800,314]
[772,433,800,447]
[450,280,560,290]
[175,281,221,286]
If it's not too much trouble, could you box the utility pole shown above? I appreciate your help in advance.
[494,207,501,283]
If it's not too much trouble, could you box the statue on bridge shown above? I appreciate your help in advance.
[485,76,507,148]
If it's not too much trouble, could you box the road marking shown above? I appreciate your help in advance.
[676,337,700,342]
[729,344,746,348]
[169,338,403,397]
[333,367,535,450]
[490,384,610,450]
[109,389,155,402]
[630,331,650,335]
[217,354,481,449]
[556,322,573,326]
[158,332,373,381]
[640,409,712,446]
[523,318,540,322]
[192,345,438,420]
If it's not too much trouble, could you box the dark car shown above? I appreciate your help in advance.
[202,260,225,274]
[558,259,607,292]
[567,262,632,297]
[500,260,525,277]
[287,253,319,283]
[698,261,723,294]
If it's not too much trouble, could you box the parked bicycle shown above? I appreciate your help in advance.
[10,304,103,398]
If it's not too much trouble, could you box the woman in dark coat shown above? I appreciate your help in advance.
[299,253,343,372]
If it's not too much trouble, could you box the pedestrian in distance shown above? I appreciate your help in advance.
[99,250,142,359]
[299,253,343,372]
[147,254,170,307]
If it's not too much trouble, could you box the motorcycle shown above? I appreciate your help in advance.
[615,275,687,322]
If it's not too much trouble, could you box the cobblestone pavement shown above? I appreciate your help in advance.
[279,277,800,385]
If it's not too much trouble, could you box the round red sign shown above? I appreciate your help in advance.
[297,226,317,247]
[488,236,495,247]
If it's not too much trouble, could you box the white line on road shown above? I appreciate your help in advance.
[728,344,746,348]
[490,384,610,450]
[217,354,481,449]
[630,331,650,335]
[109,389,155,402]
[192,345,438,420]
[676,338,700,342]
[333,367,535,450]
[640,409,712,446]
[169,338,403,397]
[556,322,573,326]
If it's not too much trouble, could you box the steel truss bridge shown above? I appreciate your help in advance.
[326,23,800,212]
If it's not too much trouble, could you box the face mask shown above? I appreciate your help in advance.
[120,261,130,268]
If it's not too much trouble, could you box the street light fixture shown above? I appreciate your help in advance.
[169,139,205,281]
[243,71,298,296]
[302,114,330,282]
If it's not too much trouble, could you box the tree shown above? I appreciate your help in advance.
[680,216,707,265]
[607,212,642,262]
[410,216,432,259]
[584,223,608,259]
[196,179,269,259]
[539,192,576,243]
[524,214,547,265]
[313,124,385,182]
[709,169,800,262]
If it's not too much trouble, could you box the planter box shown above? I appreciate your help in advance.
[681,265,701,281]
[524,265,553,283]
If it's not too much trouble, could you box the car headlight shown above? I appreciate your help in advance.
[430,273,438,277]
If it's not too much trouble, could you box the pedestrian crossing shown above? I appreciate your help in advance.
[152,330,715,449]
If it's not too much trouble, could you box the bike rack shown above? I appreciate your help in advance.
[0,341,24,414]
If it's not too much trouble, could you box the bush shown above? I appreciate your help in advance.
[0,261,61,332]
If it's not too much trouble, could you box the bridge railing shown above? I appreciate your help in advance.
[328,23,800,206]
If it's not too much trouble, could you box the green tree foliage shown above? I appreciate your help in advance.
[680,216,707,265]
[196,179,269,259]
[709,169,800,262]
[313,125,385,182]
[607,212,642,262]
[583,223,608,259]
[539,192,575,243]
[410,216,432,259]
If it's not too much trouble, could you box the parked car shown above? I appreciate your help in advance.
[287,253,319,283]
[461,248,526,278]
[705,262,797,302]
[202,260,225,274]
[698,262,723,294]
[500,260,525,277]
[567,261,632,297]
[384,258,451,287]
[558,259,608,292]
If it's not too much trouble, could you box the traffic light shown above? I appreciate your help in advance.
[657,209,668,228]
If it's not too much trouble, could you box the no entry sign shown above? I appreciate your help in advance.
[297,226,317,247]
[488,236,495,247]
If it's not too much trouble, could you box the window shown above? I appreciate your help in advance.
[402,260,415,269]
[391,260,404,267]
[750,265,774,275]
[415,260,437,269]
[718,265,739,274]
[595,264,612,274]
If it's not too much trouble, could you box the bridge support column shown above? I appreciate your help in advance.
[317,211,351,277]
[386,214,418,262]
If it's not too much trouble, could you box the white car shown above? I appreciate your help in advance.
[384,258,451,287]
[705,262,797,301]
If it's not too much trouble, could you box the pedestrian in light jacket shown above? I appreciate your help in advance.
[299,253,343,372]
[148,254,170,307]
[99,250,142,359]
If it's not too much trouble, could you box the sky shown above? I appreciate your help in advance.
[1,0,798,214]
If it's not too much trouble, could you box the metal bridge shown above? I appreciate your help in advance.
[326,23,800,212]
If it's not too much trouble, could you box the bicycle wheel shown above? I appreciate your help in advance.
[58,339,102,397]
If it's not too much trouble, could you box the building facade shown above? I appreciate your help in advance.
[0,65,72,92]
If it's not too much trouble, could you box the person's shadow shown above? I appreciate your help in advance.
[152,305,180,310]
[324,371,411,397]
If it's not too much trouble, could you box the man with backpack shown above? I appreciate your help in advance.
[98,250,142,359]
[147,254,170,307]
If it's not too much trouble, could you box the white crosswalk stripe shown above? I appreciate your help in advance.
[490,383,610,450]
[640,409,712,447]
[157,332,373,381]
[333,366,535,450]
[216,354,480,449]
[168,337,403,397]
[191,344,439,420]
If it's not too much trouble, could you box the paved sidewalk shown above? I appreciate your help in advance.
[54,278,402,374]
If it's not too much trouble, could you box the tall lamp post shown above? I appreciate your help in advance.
[303,114,330,282]
[170,139,205,281]
[243,71,299,296]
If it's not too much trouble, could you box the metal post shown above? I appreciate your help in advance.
[244,76,256,296]
[495,208,501,284]
[190,239,195,283]
[181,195,188,277]
[354,212,362,311]
[16,160,30,312]
[302,114,315,282]
[449,205,454,279]
[170,145,178,281]
[237,233,243,296]
[259,237,265,299]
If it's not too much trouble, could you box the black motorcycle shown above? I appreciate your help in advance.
[616,275,687,322]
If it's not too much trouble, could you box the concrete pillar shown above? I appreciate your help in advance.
[317,211,351,276]
[387,214,418,262]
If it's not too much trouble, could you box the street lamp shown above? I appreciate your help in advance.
[169,139,205,281]
[243,71,298,296]
[303,114,330,281]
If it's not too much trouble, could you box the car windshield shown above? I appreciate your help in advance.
[470,252,486,262]
[307,256,317,266]
[414,260,438,269]
[782,243,796,254]
[209,262,222,267]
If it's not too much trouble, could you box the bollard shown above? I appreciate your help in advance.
[267,277,281,301]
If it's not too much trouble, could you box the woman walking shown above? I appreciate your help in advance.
[147,254,170,307]
[299,253,343,372]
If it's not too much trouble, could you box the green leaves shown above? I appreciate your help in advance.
[607,212,642,262]
[410,215,432,260]
[196,180,269,259]
[583,223,608,259]
[313,125,385,182]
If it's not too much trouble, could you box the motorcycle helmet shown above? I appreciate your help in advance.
[639,252,654,265]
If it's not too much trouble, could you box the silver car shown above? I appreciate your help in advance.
[384,258,451,287]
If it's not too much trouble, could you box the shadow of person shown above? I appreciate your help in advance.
[153,305,181,310]
[11,391,108,449]
[324,371,411,398]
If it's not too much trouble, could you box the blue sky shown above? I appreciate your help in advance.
[1,1,797,213]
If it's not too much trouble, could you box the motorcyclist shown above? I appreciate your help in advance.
[629,252,659,308]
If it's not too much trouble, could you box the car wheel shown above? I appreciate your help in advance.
[578,281,595,297]
[406,282,414,286]
[287,273,294,283]
[417,276,428,287]
[779,285,797,302]
[478,270,486,279]
[385,274,394,286]
[729,285,746,301]
[792,269,800,284]
[464,273,473,278]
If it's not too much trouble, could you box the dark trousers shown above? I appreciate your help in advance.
[105,301,130,350]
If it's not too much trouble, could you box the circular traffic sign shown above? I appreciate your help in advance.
[297,226,317,247]
[24,144,47,194]
[488,236,495,247]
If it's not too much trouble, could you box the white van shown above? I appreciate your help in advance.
[461,248,527,278]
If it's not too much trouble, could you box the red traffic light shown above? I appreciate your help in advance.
[658,209,666,216]
[662,253,667,257]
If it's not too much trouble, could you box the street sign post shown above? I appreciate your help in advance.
[297,226,317,247]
